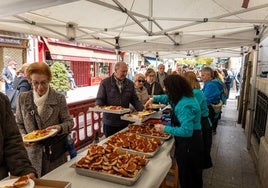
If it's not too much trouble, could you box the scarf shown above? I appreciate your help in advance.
[33,87,49,115]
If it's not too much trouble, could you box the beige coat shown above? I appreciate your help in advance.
[135,86,149,105]
[16,88,74,177]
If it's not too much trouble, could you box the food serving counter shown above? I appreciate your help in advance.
[42,135,174,188]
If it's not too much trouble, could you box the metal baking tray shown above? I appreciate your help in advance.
[88,106,130,114]
[118,146,161,158]
[139,133,172,140]
[128,131,172,141]
[104,133,162,158]
[126,123,172,141]
[73,158,148,186]
[74,166,144,186]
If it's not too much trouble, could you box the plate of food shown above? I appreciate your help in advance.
[0,176,34,188]
[121,110,156,123]
[23,129,57,143]
[149,103,166,110]
[88,106,130,114]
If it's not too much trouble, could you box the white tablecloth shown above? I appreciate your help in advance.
[42,137,174,188]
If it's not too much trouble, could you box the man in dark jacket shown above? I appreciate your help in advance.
[96,61,144,137]
[156,63,168,89]
[0,92,36,180]
[1,60,17,93]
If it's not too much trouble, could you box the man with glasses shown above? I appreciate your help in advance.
[96,61,144,137]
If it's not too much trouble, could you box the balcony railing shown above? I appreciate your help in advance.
[67,98,103,151]
[253,91,268,142]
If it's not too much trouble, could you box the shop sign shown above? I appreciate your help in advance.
[90,76,102,86]
[0,37,22,45]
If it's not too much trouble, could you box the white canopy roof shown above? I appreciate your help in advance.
[1,0,268,58]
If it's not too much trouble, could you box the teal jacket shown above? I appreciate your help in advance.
[153,94,201,137]
[193,88,212,127]
[193,88,209,117]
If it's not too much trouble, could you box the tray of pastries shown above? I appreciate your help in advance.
[105,132,162,158]
[75,144,148,186]
[120,110,156,123]
[127,124,171,140]
[89,106,130,114]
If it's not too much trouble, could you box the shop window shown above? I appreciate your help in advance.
[90,63,94,77]
[96,62,109,77]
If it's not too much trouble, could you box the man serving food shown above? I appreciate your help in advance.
[96,61,144,137]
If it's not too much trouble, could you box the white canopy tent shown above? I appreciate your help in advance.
[0,0,268,58]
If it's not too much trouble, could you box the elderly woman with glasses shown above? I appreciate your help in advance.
[133,73,149,105]
[144,68,164,97]
[15,62,74,177]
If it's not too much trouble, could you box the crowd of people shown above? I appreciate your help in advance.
[96,62,234,188]
[0,60,236,188]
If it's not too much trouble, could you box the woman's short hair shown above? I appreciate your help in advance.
[134,73,145,81]
[26,62,52,81]
[201,67,214,78]
[145,68,156,77]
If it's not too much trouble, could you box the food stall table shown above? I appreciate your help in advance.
[41,137,174,188]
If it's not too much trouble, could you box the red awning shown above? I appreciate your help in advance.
[43,37,117,63]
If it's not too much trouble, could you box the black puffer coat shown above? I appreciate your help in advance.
[0,92,36,180]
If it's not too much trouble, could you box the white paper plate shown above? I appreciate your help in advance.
[150,104,166,109]
[88,106,130,114]
[23,129,57,143]
[0,178,34,188]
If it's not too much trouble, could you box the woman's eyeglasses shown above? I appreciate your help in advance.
[31,80,49,87]
[137,80,145,83]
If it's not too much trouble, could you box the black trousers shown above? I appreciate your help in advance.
[208,105,218,132]
[103,124,127,137]
[201,116,213,169]
[175,131,204,188]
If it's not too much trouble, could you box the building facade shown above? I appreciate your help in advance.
[0,31,31,92]
[39,37,117,86]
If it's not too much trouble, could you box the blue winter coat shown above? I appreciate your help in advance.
[202,80,221,105]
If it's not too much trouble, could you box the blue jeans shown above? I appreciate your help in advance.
[5,82,14,93]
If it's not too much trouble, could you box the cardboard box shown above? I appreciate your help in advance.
[34,179,71,188]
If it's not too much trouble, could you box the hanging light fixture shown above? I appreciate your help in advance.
[242,0,249,8]
[66,22,77,41]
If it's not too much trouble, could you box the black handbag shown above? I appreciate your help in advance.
[42,133,68,161]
